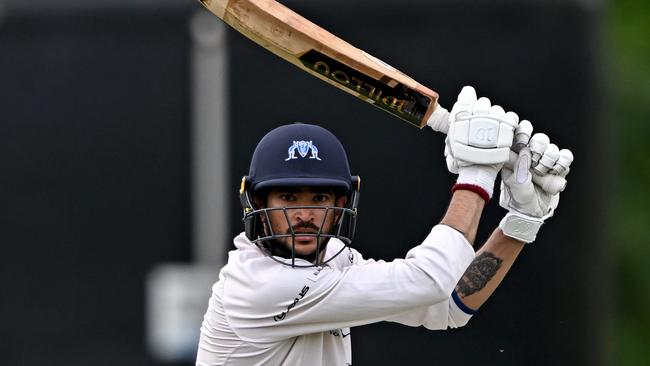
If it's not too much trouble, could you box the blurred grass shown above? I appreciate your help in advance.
[609,0,650,364]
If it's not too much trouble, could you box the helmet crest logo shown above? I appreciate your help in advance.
[285,140,322,161]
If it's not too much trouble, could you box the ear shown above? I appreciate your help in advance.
[253,195,266,209]
[333,196,348,220]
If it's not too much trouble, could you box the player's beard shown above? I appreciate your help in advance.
[268,221,330,264]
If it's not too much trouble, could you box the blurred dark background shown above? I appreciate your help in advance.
[1,0,647,365]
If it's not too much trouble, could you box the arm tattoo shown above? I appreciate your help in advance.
[456,252,503,297]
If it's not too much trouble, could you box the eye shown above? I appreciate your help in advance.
[279,193,295,202]
[313,194,331,203]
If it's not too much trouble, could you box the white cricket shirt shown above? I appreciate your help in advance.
[196,224,475,365]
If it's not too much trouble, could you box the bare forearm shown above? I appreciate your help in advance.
[455,228,525,310]
[440,190,485,245]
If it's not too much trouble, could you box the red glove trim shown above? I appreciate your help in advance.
[452,183,490,202]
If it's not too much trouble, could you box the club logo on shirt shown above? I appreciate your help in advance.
[285,141,322,161]
[273,285,310,322]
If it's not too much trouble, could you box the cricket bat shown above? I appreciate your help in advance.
[197,0,450,132]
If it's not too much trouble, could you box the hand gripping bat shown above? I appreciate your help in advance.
[197,0,451,133]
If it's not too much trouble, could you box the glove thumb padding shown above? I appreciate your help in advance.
[501,148,535,205]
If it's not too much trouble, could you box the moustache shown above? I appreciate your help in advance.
[285,221,321,235]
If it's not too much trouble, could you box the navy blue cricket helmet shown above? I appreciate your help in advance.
[248,123,353,191]
[239,123,360,267]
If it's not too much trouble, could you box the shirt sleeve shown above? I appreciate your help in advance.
[383,294,474,330]
[222,225,475,343]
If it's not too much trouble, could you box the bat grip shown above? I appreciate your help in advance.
[426,103,450,134]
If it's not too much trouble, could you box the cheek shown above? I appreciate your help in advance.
[319,210,337,227]
[267,211,289,230]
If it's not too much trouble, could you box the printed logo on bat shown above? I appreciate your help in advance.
[298,50,431,127]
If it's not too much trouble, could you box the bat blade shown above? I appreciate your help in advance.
[198,0,447,129]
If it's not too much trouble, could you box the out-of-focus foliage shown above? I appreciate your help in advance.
[609,0,650,364]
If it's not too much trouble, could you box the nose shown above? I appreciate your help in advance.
[291,207,315,223]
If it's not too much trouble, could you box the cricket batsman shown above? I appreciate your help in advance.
[195,86,574,365]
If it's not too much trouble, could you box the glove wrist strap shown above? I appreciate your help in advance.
[499,212,544,243]
[452,183,490,202]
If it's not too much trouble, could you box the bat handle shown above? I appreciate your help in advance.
[426,103,450,134]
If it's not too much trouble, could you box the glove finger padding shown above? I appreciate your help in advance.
[551,149,574,177]
[532,144,572,195]
[513,119,533,152]
[534,143,560,175]
[450,86,478,119]
[473,97,492,115]
[529,133,550,165]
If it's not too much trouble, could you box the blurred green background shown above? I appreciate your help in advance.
[610,0,650,364]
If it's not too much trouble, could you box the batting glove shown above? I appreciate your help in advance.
[445,86,520,200]
[499,130,574,243]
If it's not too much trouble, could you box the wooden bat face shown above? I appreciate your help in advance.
[198,0,441,128]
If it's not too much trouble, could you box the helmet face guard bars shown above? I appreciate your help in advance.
[244,206,357,267]
[242,203,358,268]
[240,179,359,267]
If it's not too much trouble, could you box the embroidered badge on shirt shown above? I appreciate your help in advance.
[285,141,322,161]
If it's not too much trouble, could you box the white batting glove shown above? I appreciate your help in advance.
[444,86,519,200]
[499,130,574,243]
